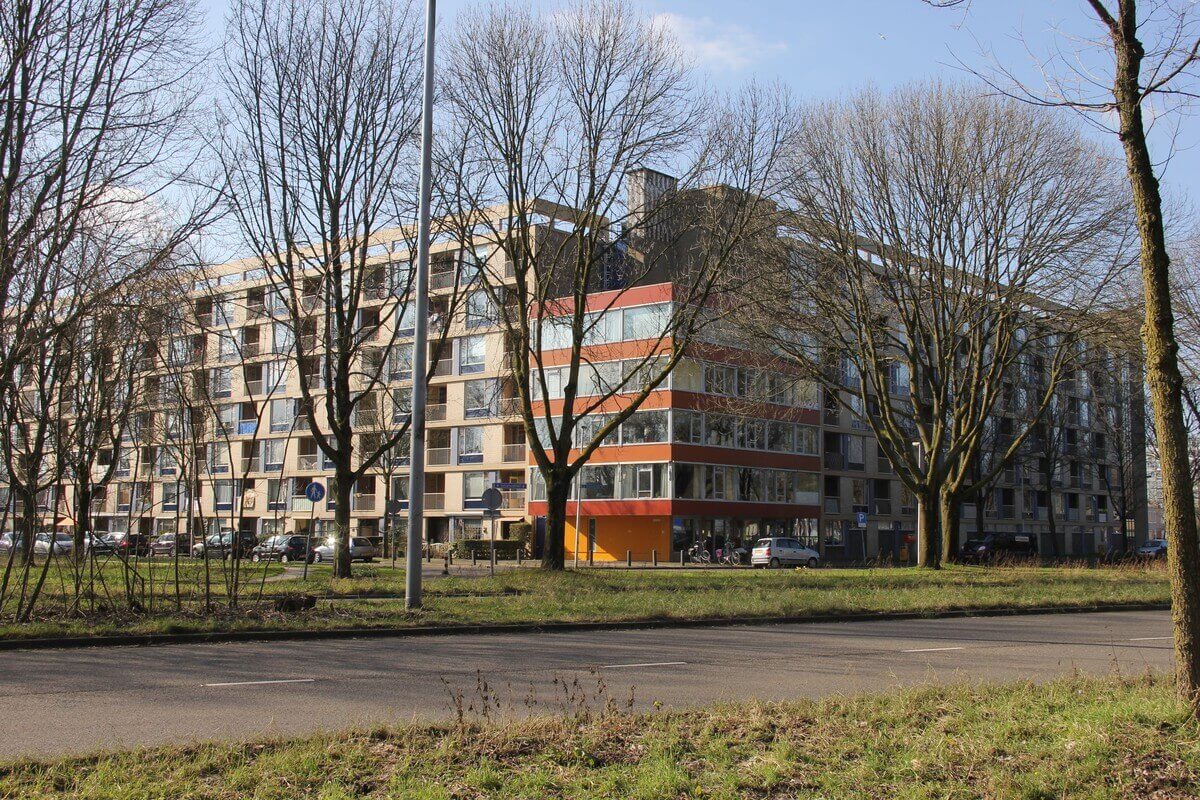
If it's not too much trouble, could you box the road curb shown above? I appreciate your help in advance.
[0,602,1171,652]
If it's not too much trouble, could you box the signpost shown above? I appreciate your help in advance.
[480,488,502,576]
[302,481,324,580]
[386,498,404,567]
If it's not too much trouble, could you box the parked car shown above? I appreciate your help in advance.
[0,533,25,554]
[109,532,152,557]
[33,532,74,556]
[84,533,116,554]
[149,533,190,558]
[750,537,820,568]
[1136,538,1168,558]
[192,531,257,560]
[310,536,379,563]
[959,533,1038,564]
[250,535,309,563]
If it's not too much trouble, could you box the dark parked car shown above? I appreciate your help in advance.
[109,532,152,557]
[84,533,116,554]
[249,535,309,563]
[192,531,258,560]
[1136,538,1168,558]
[959,533,1038,564]
[150,533,191,558]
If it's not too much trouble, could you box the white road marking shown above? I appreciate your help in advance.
[902,646,965,653]
[600,661,688,669]
[203,678,316,687]
[1129,636,1172,641]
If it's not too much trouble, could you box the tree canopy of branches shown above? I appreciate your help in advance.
[436,0,794,569]
[218,0,427,578]
[743,83,1131,568]
[928,0,1200,721]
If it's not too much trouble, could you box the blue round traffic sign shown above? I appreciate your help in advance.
[305,482,326,502]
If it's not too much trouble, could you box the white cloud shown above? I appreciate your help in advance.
[653,12,787,72]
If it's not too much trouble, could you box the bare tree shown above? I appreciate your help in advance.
[438,0,793,569]
[928,0,1200,714]
[218,0,428,578]
[743,83,1129,568]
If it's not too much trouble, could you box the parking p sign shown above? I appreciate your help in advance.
[855,511,868,528]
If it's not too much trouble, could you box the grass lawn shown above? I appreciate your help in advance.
[2,674,1197,798]
[0,561,1170,642]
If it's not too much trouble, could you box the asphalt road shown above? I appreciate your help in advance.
[0,609,1173,761]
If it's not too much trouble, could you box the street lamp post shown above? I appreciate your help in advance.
[405,0,436,611]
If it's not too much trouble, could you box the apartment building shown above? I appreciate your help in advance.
[22,173,1148,563]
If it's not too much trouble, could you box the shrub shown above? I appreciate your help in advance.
[452,539,526,559]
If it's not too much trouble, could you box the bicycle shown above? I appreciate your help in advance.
[688,544,711,564]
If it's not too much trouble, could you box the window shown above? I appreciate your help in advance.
[794,425,818,455]
[580,464,617,498]
[162,482,180,511]
[390,342,413,381]
[457,426,484,464]
[463,472,488,504]
[738,418,765,450]
[262,439,284,471]
[704,414,735,448]
[267,479,288,510]
[463,379,495,418]
[264,360,287,393]
[622,410,668,444]
[582,311,622,345]
[272,322,293,354]
[214,480,236,510]
[392,387,412,421]
[704,465,730,500]
[158,448,177,476]
[622,304,668,341]
[217,334,238,362]
[465,291,495,328]
[672,410,702,444]
[209,367,231,398]
[795,473,819,504]
[673,464,699,498]
[208,443,230,474]
[767,421,793,452]
[459,336,486,374]
[579,360,621,397]
[620,463,666,499]
[270,398,296,433]
[738,468,764,502]
[704,364,737,396]
[673,359,703,392]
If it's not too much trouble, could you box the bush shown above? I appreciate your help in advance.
[452,539,526,559]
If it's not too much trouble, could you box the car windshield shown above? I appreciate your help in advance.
[964,538,990,548]
[54,534,72,542]
[351,538,371,547]
[1146,539,1166,547]
[754,539,774,548]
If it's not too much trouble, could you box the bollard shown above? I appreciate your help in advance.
[652,549,658,566]
[626,549,632,567]
[449,551,454,566]
[471,550,477,566]
[490,548,496,569]
[517,549,523,566]
[679,550,685,566]
[427,549,432,563]
[442,554,449,576]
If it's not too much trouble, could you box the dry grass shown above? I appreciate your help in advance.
[1,674,1197,798]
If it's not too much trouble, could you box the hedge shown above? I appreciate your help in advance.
[452,539,526,559]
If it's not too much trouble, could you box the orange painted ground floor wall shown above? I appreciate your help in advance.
[530,499,820,562]
[563,515,671,562]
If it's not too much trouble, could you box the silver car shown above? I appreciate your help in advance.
[33,532,75,556]
[750,537,820,568]
[310,536,379,563]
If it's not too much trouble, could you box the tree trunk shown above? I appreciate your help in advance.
[333,466,354,579]
[939,492,961,564]
[541,473,569,570]
[1111,16,1200,712]
[916,493,940,569]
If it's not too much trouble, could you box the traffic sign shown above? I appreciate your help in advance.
[580,481,606,490]
[305,482,326,503]
[855,511,868,528]
[385,498,404,515]
[480,487,503,511]
[492,482,526,490]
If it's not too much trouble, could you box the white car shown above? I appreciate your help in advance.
[751,537,820,569]
[33,532,75,556]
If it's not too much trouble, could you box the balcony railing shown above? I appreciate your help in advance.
[823,497,839,514]
[497,397,522,416]
[430,271,455,290]
[823,452,846,470]
[425,492,445,510]
[426,403,446,421]
[432,359,454,377]
[501,490,525,510]
[297,454,318,470]
[428,448,451,466]
[502,443,526,462]
[352,494,375,512]
[873,500,892,516]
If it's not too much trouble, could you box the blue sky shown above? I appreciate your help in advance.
[196,0,1199,205]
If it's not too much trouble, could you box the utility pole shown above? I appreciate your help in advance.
[405,0,436,611]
